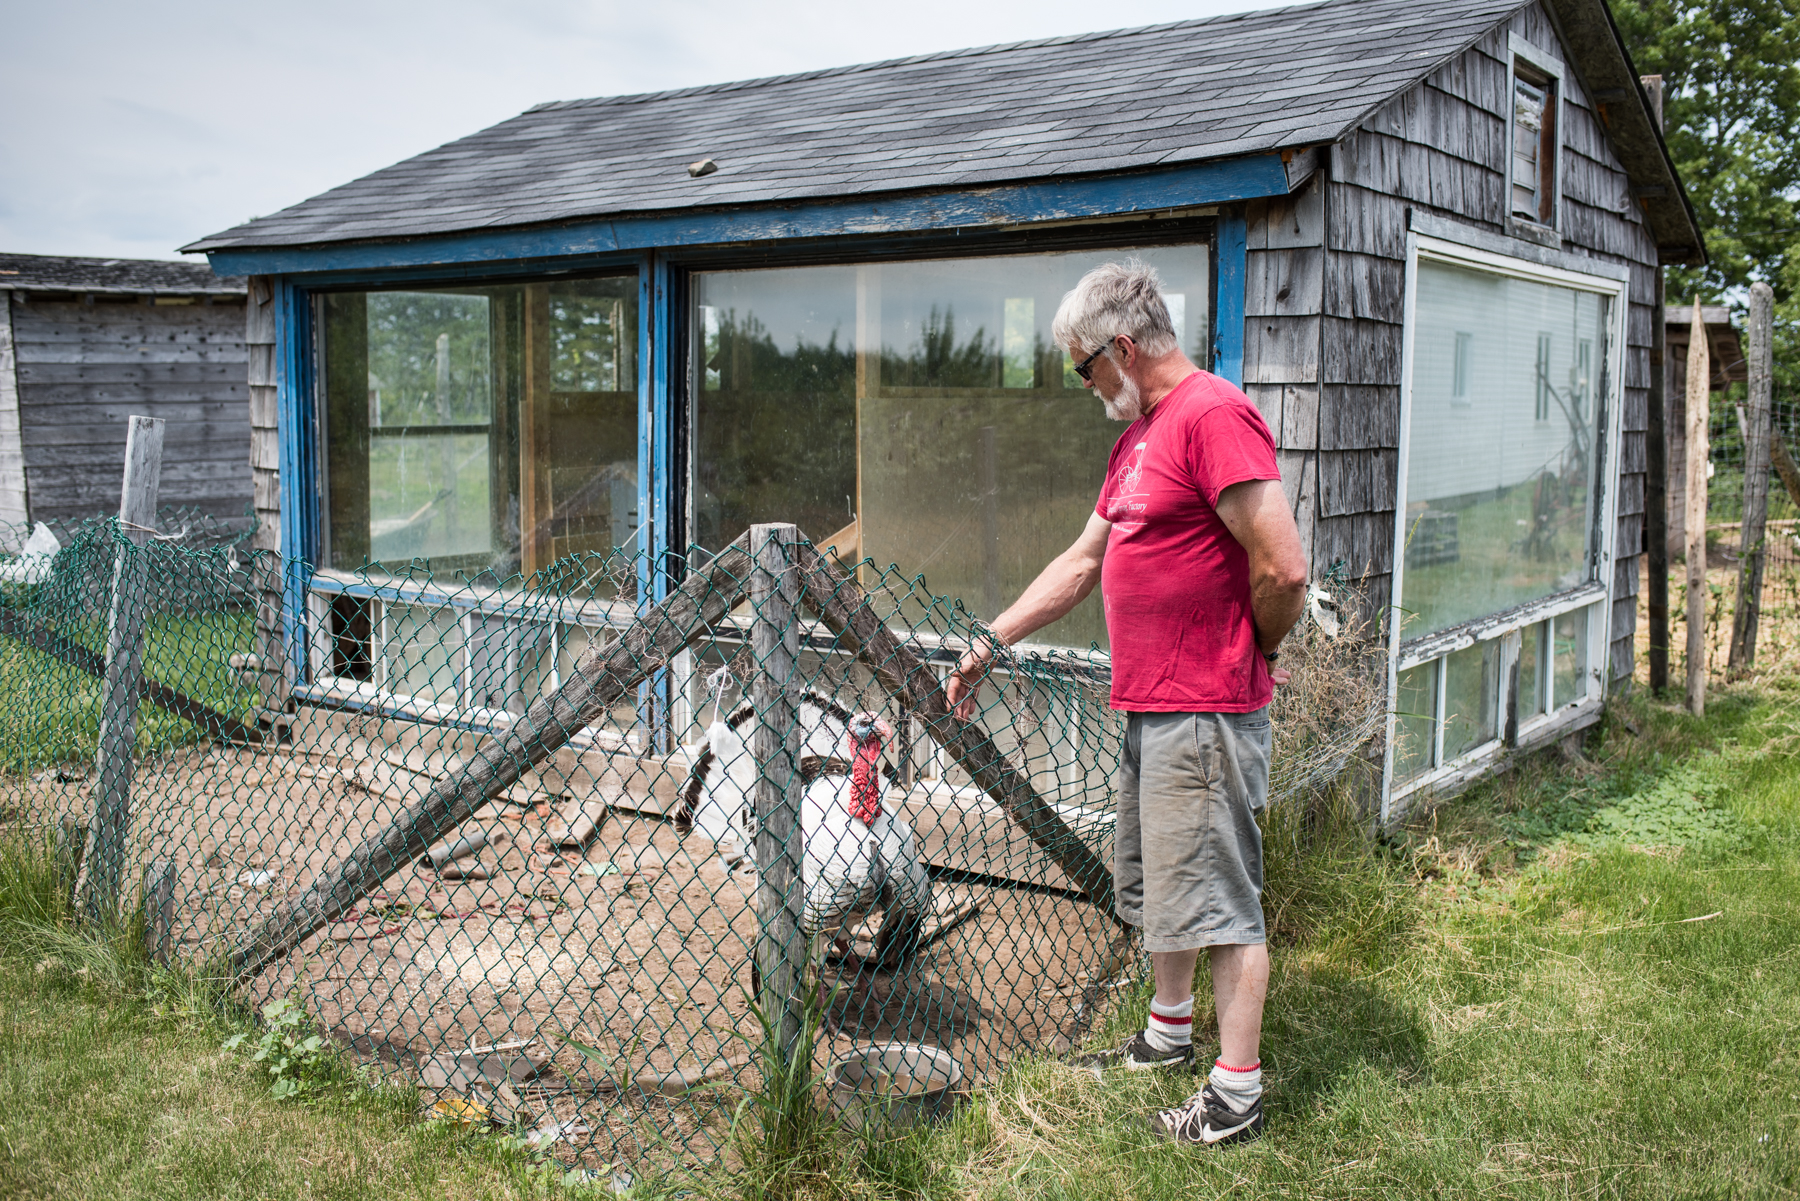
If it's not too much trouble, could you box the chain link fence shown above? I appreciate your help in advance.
[1707,397,1800,569]
[0,515,1377,1173]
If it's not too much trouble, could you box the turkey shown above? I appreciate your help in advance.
[677,692,933,989]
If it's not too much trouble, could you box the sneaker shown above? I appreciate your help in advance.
[1149,1083,1266,1146]
[1071,1032,1195,1073]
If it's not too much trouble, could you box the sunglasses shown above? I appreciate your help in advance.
[1072,337,1119,382]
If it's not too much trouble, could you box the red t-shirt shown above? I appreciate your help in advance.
[1094,371,1281,713]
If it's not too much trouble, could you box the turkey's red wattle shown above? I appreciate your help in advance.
[848,736,883,825]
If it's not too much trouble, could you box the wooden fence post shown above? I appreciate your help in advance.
[749,523,807,1061]
[79,415,163,925]
[146,859,176,965]
[1642,75,1671,694]
[1683,302,1709,717]
[1728,283,1775,673]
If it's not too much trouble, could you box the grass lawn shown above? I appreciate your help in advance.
[1,682,1796,1200]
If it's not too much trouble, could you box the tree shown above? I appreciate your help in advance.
[1614,0,1800,487]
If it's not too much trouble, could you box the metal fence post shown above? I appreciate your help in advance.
[749,523,806,1061]
[1729,282,1775,672]
[79,415,163,926]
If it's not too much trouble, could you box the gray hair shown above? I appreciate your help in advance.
[1051,259,1180,359]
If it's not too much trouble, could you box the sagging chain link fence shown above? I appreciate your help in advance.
[0,514,1379,1172]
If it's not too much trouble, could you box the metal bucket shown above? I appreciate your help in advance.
[824,1042,963,1130]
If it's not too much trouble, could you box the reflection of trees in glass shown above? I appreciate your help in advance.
[881,306,998,389]
[694,310,856,551]
[1520,319,1600,563]
[365,293,492,426]
[551,288,630,392]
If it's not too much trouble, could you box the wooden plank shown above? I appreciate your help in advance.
[79,416,163,926]
[1321,317,1404,387]
[1323,252,1406,323]
[15,399,251,425]
[1244,384,1284,444]
[1276,448,1317,568]
[1244,247,1323,317]
[15,361,245,385]
[1263,177,1325,249]
[227,532,757,980]
[1242,315,1321,386]
[1319,384,1400,450]
[1326,182,1409,258]
[1317,448,1397,517]
[0,293,25,526]
[749,524,806,1057]
[16,383,248,407]
[1279,384,1320,451]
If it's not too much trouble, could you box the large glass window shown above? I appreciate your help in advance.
[691,243,1211,650]
[1402,258,1607,637]
[1392,246,1616,794]
[320,277,639,580]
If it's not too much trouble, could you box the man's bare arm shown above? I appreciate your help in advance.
[945,512,1111,716]
[1214,478,1308,659]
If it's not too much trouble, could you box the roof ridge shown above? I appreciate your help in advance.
[520,0,1347,115]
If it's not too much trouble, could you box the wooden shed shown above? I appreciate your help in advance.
[184,0,1702,815]
[0,254,250,531]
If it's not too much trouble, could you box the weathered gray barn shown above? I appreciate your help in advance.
[0,254,251,531]
[185,0,1702,814]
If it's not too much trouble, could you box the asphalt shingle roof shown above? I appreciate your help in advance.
[186,0,1526,253]
[0,252,245,294]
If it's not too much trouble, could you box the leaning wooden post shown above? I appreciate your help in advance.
[749,523,807,1061]
[1683,301,1710,716]
[79,415,164,925]
[1728,283,1775,674]
[227,533,754,982]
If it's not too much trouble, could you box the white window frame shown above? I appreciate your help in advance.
[1507,33,1566,235]
[1383,231,1627,818]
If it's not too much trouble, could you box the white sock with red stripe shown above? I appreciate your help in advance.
[1208,1058,1262,1114]
[1143,995,1193,1053]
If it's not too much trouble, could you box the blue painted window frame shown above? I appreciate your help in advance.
[268,193,1266,690]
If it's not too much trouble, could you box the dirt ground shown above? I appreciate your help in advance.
[6,705,1126,1171]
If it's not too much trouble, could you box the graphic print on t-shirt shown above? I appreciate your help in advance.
[1105,441,1151,533]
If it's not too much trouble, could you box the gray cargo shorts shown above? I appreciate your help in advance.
[1115,708,1271,952]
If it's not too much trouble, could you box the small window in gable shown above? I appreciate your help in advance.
[1510,55,1559,227]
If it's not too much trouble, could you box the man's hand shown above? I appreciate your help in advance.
[1270,665,1292,687]
[945,637,999,719]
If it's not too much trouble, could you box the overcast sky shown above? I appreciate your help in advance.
[0,0,1307,265]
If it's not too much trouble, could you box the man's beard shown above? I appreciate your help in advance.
[1100,372,1144,422]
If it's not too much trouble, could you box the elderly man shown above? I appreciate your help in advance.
[946,260,1307,1146]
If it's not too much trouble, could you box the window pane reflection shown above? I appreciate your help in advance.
[322,277,639,584]
[1402,259,1607,637]
[1553,605,1588,708]
[1519,620,1546,722]
[692,244,1211,650]
[1443,641,1498,761]
[1394,661,1437,783]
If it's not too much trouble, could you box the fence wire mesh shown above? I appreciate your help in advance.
[0,515,1377,1173]
[0,516,1154,1170]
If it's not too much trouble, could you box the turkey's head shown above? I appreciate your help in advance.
[845,712,892,826]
